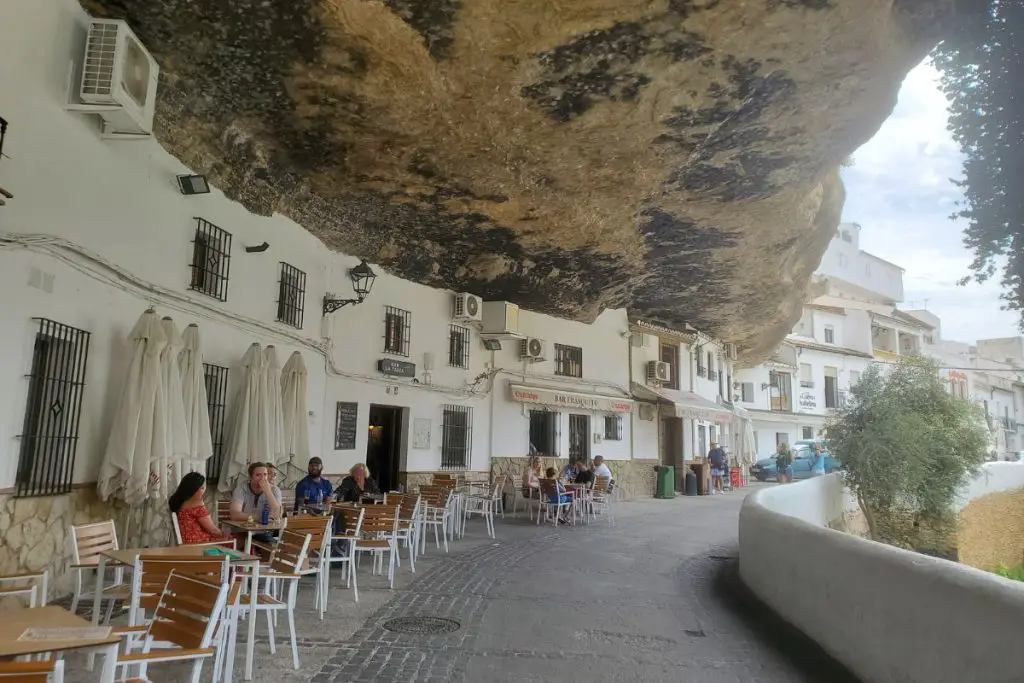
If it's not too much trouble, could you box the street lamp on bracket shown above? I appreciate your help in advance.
[322,260,377,315]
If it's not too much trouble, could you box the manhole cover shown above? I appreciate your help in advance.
[382,617,461,634]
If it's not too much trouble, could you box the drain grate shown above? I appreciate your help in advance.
[382,616,462,635]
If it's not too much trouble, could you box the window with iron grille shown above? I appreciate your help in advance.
[276,262,306,329]
[15,319,92,497]
[189,218,232,301]
[695,349,706,378]
[448,324,470,368]
[660,344,679,390]
[554,343,583,378]
[203,363,229,484]
[384,306,411,356]
[604,415,623,441]
[529,410,560,457]
[441,405,472,469]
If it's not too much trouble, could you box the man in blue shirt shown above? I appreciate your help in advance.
[294,457,333,512]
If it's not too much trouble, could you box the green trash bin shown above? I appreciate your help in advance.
[655,465,675,499]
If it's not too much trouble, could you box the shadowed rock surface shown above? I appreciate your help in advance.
[81,0,953,359]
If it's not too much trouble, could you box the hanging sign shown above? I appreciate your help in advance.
[509,384,633,413]
[377,358,416,378]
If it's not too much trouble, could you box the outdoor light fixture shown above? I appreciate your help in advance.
[482,338,502,351]
[0,116,8,161]
[323,260,377,315]
[177,174,210,195]
[245,242,270,253]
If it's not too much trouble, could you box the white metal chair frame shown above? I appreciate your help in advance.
[352,506,400,593]
[537,479,574,527]
[384,493,422,573]
[69,520,129,623]
[462,476,505,538]
[0,570,48,608]
[0,659,64,683]
[418,488,453,554]
[332,506,365,602]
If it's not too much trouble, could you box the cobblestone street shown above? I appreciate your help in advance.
[67,487,858,683]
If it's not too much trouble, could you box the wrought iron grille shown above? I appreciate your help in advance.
[448,324,470,368]
[189,218,232,301]
[529,409,560,457]
[554,343,583,378]
[441,405,472,470]
[384,306,411,356]
[604,415,623,441]
[16,319,92,497]
[568,414,590,462]
[276,262,306,329]
[203,363,229,484]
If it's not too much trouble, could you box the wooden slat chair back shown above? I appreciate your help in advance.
[0,660,64,683]
[278,514,332,615]
[130,556,229,626]
[268,530,313,577]
[489,475,507,500]
[431,474,456,486]
[537,478,572,526]
[215,500,232,525]
[358,505,400,538]
[278,489,296,512]
[0,571,48,608]
[69,520,128,620]
[593,476,611,493]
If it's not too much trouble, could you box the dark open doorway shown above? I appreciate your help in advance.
[366,404,404,493]
[568,414,590,463]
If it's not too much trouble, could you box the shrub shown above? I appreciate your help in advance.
[995,564,1024,582]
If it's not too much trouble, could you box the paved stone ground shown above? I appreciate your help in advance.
[65,485,859,682]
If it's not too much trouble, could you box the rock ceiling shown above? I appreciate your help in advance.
[82,0,954,359]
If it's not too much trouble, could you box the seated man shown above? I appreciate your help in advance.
[592,456,614,485]
[336,463,380,503]
[573,460,595,486]
[230,462,282,547]
[294,456,333,511]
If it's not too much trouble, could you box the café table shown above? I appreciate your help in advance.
[219,519,287,555]
[2,605,119,683]
[90,544,261,681]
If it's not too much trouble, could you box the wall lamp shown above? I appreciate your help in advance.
[177,174,210,195]
[761,382,770,391]
[323,260,377,315]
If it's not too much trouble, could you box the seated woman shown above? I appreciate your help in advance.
[544,467,572,524]
[522,455,542,498]
[336,463,380,503]
[169,472,233,545]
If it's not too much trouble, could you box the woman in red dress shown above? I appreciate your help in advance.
[168,472,233,545]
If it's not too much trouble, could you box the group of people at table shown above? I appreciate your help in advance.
[522,454,614,524]
[168,458,380,549]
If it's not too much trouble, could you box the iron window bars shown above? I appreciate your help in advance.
[529,409,560,458]
[384,306,411,356]
[189,218,232,301]
[448,324,470,368]
[441,404,473,470]
[276,262,307,329]
[554,343,583,378]
[16,319,92,497]
[604,415,623,441]
[203,363,229,484]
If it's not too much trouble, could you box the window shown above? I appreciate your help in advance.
[448,324,470,368]
[660,343,679,390]
[769,371,792,412]
[707,351,716,380]
[741,382,754,403]
[824,367,839,409]
[16,319,92,497]
[276,262,306,329]
[838,253,848,267]
[799,363,814,388]
[441,405,472,469]
[383,306,411,356]
[802,426,814,440]
[189,218,232,301]
[529,410,560,457]
[203,363,229,484]
[554,343,583,378]
[840,230,852,243]
[849,370,861,386]
[824,325,835,344]
[604,415,623,441]
[775,432,788,446]
[695,351,706,378]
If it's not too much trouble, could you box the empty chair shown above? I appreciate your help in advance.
[0,570,48,607]
[0,659,64,683]
[69,520,129,622]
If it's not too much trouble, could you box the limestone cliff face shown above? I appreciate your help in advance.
[81,0,952,359]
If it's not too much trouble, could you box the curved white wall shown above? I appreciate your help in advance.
[739,467,1024,683]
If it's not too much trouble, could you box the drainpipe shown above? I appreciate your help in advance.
[628,332,636,462]
[689,340,697,463]
[488,349,496,468]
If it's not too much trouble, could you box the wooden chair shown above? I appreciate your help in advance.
[279,514,332,619]
[351,505,400,594]
[0,570,48,607]
[112,571,231,683]
[215,501,232,528]
[463,475,505,538]
[330,505,365,602]
[417,486,453,554]
[537,479,573,527]
[384,492,421,572]
[69,520,130,622]
[0,660,64,683]
[591,476,615,526]
[126,556,230,630]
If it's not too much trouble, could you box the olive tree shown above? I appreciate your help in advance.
[825,357,988,549]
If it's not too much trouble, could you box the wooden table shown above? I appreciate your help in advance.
[220,520,286,555]
[91,544,261,681]
[1,606,119,682]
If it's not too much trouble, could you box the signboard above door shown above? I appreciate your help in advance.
[378,358,416,378]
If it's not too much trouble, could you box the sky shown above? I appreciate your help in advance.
[840,60,1019,345]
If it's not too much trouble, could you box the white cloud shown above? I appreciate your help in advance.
[841,60,1020,344]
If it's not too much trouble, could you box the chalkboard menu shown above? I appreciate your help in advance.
[334,401,358,450]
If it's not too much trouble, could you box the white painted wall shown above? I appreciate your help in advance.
[0,0,504,487]
[740,466,1024,683]
[817,224,904,304]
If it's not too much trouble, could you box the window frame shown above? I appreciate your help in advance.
[741,382,754,403]
[824,325,835,344]
[203,363,230,484]
[529,409,561,457]
[276,262,307,329]
[603,414,623,441]
[448,324,470,369]
[554,343,583,378]
[383,306,411,357]
[440,405,472,470]
[659,343,679,390]
[188,218,232,301]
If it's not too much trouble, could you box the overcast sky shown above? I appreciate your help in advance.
[840,60,1019,345]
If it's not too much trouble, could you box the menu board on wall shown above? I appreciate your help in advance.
[334,401,358,450]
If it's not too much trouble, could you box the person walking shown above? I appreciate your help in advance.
[810,444,827,477]
[708,442,728,494]
[775,443,794,484]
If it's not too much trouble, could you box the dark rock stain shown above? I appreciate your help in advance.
[383,0,462,60]
[767,0,834,9]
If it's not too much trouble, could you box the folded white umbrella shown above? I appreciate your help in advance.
[220,343,269,492]
[742,419,757,466]
[159,317,191,494]
[281,351,310,465]
[264,345,286,468]
[97,309,168,507]
[180,324,214,476]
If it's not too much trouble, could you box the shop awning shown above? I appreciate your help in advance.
[630,382,733,422]
[508,383,633,413]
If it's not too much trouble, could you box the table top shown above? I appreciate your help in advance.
[0,606,120,657]
[103,545,259,565]
[220,519,286,533]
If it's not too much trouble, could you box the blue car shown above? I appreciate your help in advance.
[749,446,842,482]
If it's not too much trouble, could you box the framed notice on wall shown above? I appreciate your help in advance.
[334,401,358,450]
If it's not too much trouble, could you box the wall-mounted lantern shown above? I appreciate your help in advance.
[323,260,377,315]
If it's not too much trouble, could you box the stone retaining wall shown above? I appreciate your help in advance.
[957,487,1024,572]
[489,457,658,500]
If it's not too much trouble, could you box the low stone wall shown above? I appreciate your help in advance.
[957,487,1024,572]
[489,457,658,500]
[398,470,491,492]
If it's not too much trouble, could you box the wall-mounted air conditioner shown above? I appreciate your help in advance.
[481,301,520,336]
[453,293,482,322]
[646,360,670,384]
[520,337,546,361]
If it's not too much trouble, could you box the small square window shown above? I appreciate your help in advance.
[276,262,306,329]
[384,307,411,356]
[741,382,754,403]
[824,325,835,344]
[448,324,470,369]
[554,344,583,378]
[604,415,623,441]
[189,218,232,301]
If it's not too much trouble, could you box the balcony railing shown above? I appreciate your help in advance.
[1000,417,1017,431]
[696,366,706,379]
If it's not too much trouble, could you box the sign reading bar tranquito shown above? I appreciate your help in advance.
[508,384,633,413]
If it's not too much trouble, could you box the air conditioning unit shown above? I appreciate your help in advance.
[646,360,670,383]
[78,19,160,136]
[453,293,482,322]
[520,337,546,361]
[481,301,520,336]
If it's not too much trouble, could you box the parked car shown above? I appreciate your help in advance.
[749,446,842,482]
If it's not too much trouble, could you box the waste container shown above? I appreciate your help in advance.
[684,470,698,496]
[655,465,675,499]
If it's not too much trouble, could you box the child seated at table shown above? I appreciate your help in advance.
[169,472,233,545]
[544,467,572,524]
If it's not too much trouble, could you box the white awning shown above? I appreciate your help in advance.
[508,383,633,413]
[630,382,733,422]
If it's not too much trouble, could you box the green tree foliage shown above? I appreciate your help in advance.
[825,357,988,549]
[933,1,1024,325]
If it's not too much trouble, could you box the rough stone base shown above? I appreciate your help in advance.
[957,487,1024,572]
[489,457,658,501]
[398,471,492,493]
